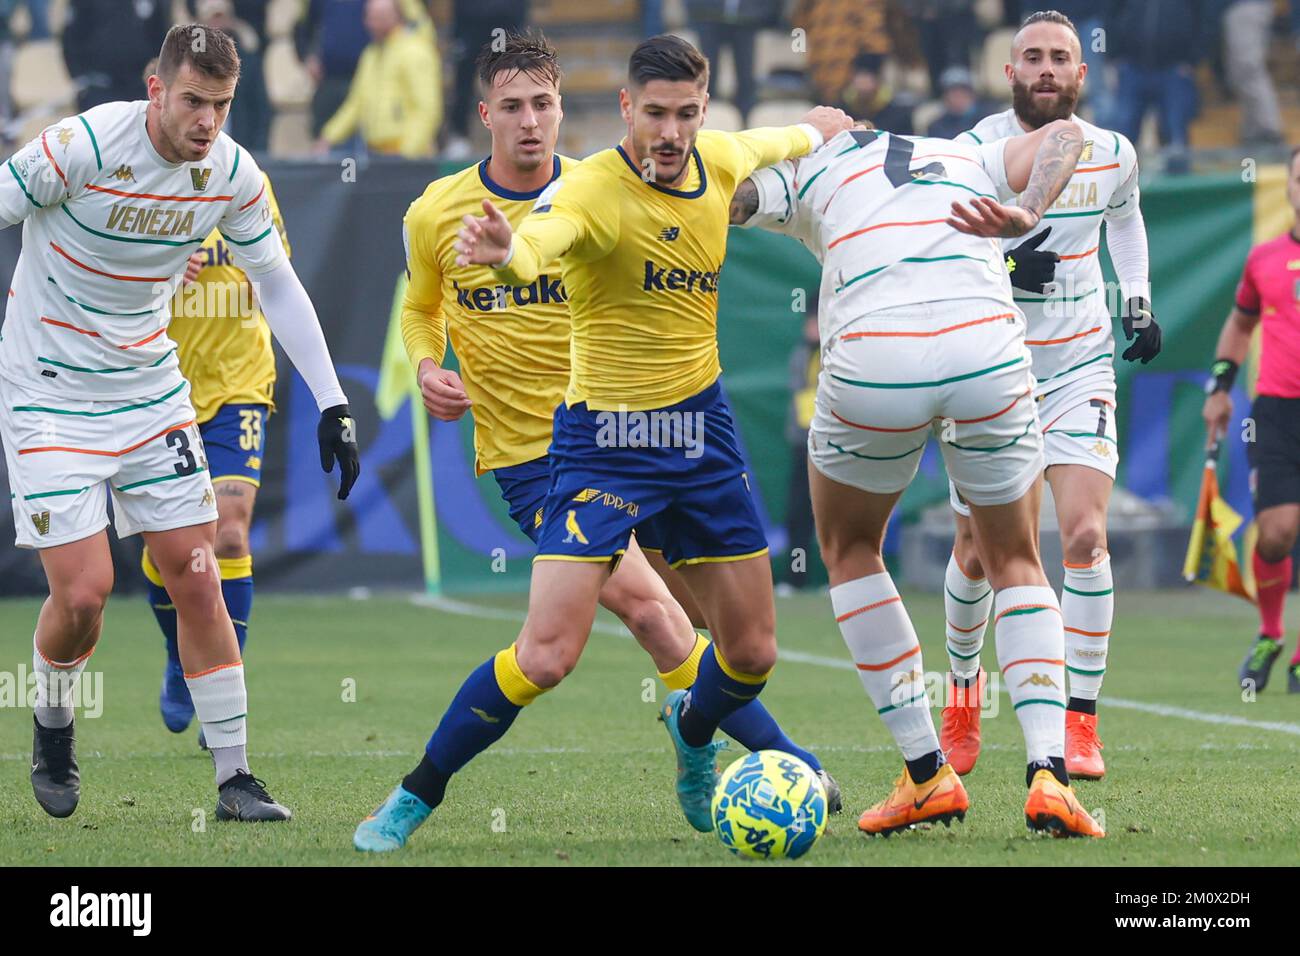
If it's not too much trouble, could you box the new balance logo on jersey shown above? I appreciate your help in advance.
[109,164,135,183]
[452,275,565,311]
[1018,673,1060,689]
[30,512,50,536]
[658,227,680,241]
[105,205,196,238]
[642,261,719,293]
[190,168,212,192]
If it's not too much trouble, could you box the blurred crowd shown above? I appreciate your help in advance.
[0,0,1296,172]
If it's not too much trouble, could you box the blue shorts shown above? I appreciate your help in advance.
[534,380,768,568]
[200,403,270,487]
[493,454,666,553]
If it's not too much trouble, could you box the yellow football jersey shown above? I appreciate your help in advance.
[494,127,815,411]
[401,155,577,475]
[168,173,290,424]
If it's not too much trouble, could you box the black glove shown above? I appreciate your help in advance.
[1121,296,1162,364]
[318,404,360,500]
[1005,228,1059,294]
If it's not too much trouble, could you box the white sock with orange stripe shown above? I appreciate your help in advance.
[185,662,249,786]
[830,572,940,759]
[994,586,1066,764]
[944,553,991,681]
[1062,554,1113,703]
[33,636,93,729]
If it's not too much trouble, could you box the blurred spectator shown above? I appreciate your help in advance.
[24,0,49,40]
[1106,0,1205,174]
[686,0,782,125]
[781,313,821,592]
[1220,0,1283,147]
[197,0,271,152]
[315,0,441,158]
[62,0,170,111]
[191,0,269,43]
[0,0,16,143]
[642,0,664,38]
[838,52,914,133]
[901,0,977,95]
[445,0,529,159]
[296,0,368,137]
[926,65,996,139]
[791,0,894,106]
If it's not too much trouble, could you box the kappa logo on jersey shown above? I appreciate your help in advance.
[658,226,680,241]
[891,669,923,690]
[191,168,212,192]
[642,261,720,294]
[105,204,196,238]
[1091,440,1112,458]
[1018,672,1060,689]
[30,511,50,536]
[452,274,566,312]
[109,164,136,183]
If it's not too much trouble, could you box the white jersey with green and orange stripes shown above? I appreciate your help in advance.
[0,100,286,403]
[743,126,1018,341]
[958,111,1139,399]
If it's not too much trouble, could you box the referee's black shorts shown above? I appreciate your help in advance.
[1247,395,1300,511]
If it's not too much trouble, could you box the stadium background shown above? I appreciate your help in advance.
[0,0,1294,595]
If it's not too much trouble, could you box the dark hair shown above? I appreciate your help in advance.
[476,28,561,92]
[1018,9,1082,51]
[628,34,709,88]
[157,23,240,82]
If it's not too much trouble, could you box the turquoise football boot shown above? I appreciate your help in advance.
[353,785,432,852]
[660,689,727,833]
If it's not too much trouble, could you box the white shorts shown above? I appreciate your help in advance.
[0,375,217,549]
[949,370,1117,516]
[809,300,1043,507]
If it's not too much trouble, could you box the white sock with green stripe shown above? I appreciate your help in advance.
[1062,554,1113,702]
[945,553,991,680]
[994,586,1065,763]
[33,636,93,729]
[830,572,940,759]
[185,662,249,786]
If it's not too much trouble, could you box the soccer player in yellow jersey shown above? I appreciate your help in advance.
[353,32,846,852]
[144,172,290,744]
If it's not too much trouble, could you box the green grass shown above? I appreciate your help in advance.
[1,588,1297,866]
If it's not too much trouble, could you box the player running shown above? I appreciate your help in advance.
[1204,146,1300,696]
[1,25,358,821]
[939,10,1161,780]
[732,116,1104,836]
[145,171,289,747]
[353,32,843,852]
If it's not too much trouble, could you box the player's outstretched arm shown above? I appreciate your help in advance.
[729,178,761,225]
[252,261,360,499]
[456,197,585,287]
[1202,306,1259,446]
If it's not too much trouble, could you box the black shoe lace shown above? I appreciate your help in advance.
[226,771,274,803]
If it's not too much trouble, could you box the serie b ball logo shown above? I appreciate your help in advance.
[712,750,827,860]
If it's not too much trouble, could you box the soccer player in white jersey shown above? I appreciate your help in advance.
[0,25,359,821]
[939,10,1161,782]
[731,119,1104,837]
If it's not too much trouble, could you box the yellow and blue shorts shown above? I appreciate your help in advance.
[200,403,270,487]
[532,380,768,569]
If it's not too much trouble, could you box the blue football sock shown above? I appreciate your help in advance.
[220,572,253,654]
[679,643,768,747]
[719,701,821,771]
[148,581,179,665]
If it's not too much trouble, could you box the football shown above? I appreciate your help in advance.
[712,750,828,860]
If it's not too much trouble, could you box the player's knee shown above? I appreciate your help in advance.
[518,647,577,690]
[213,521,250,560]
[816,531,880,575]
[166,567,226,621]
[1060,517,1107,566]
[54,583,109,634]
[1256,527,1297,563]
[722,642,777,679]
[953,533,984,580]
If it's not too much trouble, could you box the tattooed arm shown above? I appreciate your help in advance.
[729,177,761,225]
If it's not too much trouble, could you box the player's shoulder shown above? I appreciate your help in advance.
[1073,117,1134,166]
[959,108,1015,144]
[209,130,258,191]
[405,161,482,226]
[40,100,138,171]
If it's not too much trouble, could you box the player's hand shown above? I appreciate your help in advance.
[418,360,472,421]
[1005,228,1059,293]
[455,199,514,267]
[182,251,204,286]
[800,105,854,144]
[1121,297,1162,364]
[1203,390,1232,449]
[318,404,360,500]
[947,197,1039,238]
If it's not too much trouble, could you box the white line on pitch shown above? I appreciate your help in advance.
[414,594,1300,739]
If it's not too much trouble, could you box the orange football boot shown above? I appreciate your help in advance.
[939,669,985,775]
[1024,769,1105,837]
[1064,710,1105,780]
[858,763,969,837]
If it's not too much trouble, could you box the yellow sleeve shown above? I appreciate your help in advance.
[721,126,816,183]
[399,37,441,158]
[495,163,616,285]
[401,213,447,369]
[262,174,291,258]
[321,51,367,144]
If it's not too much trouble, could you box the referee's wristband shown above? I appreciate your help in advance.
[1207,358,1239,395]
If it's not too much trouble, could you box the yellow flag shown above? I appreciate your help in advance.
[1183,452,1255,603]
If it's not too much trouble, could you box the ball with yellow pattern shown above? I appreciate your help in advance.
[711,750,827,860]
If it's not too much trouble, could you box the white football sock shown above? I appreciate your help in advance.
[1062,554,1113,703]
[185,662,249,786]
[33,636,93,729]
[831,572,940,760]
[944,552,991,681]
[994,586,1066,764]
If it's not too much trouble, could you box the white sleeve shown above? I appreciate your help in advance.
[739,160,821,255]
[1104,135,1141,221]
[974,138,1017,202]
[1104,203,1150,302]
[0,117,96,225]
[253,261,349,411]
[219,148,289,276]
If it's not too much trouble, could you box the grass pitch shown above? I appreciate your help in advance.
[0,588,1297,866]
